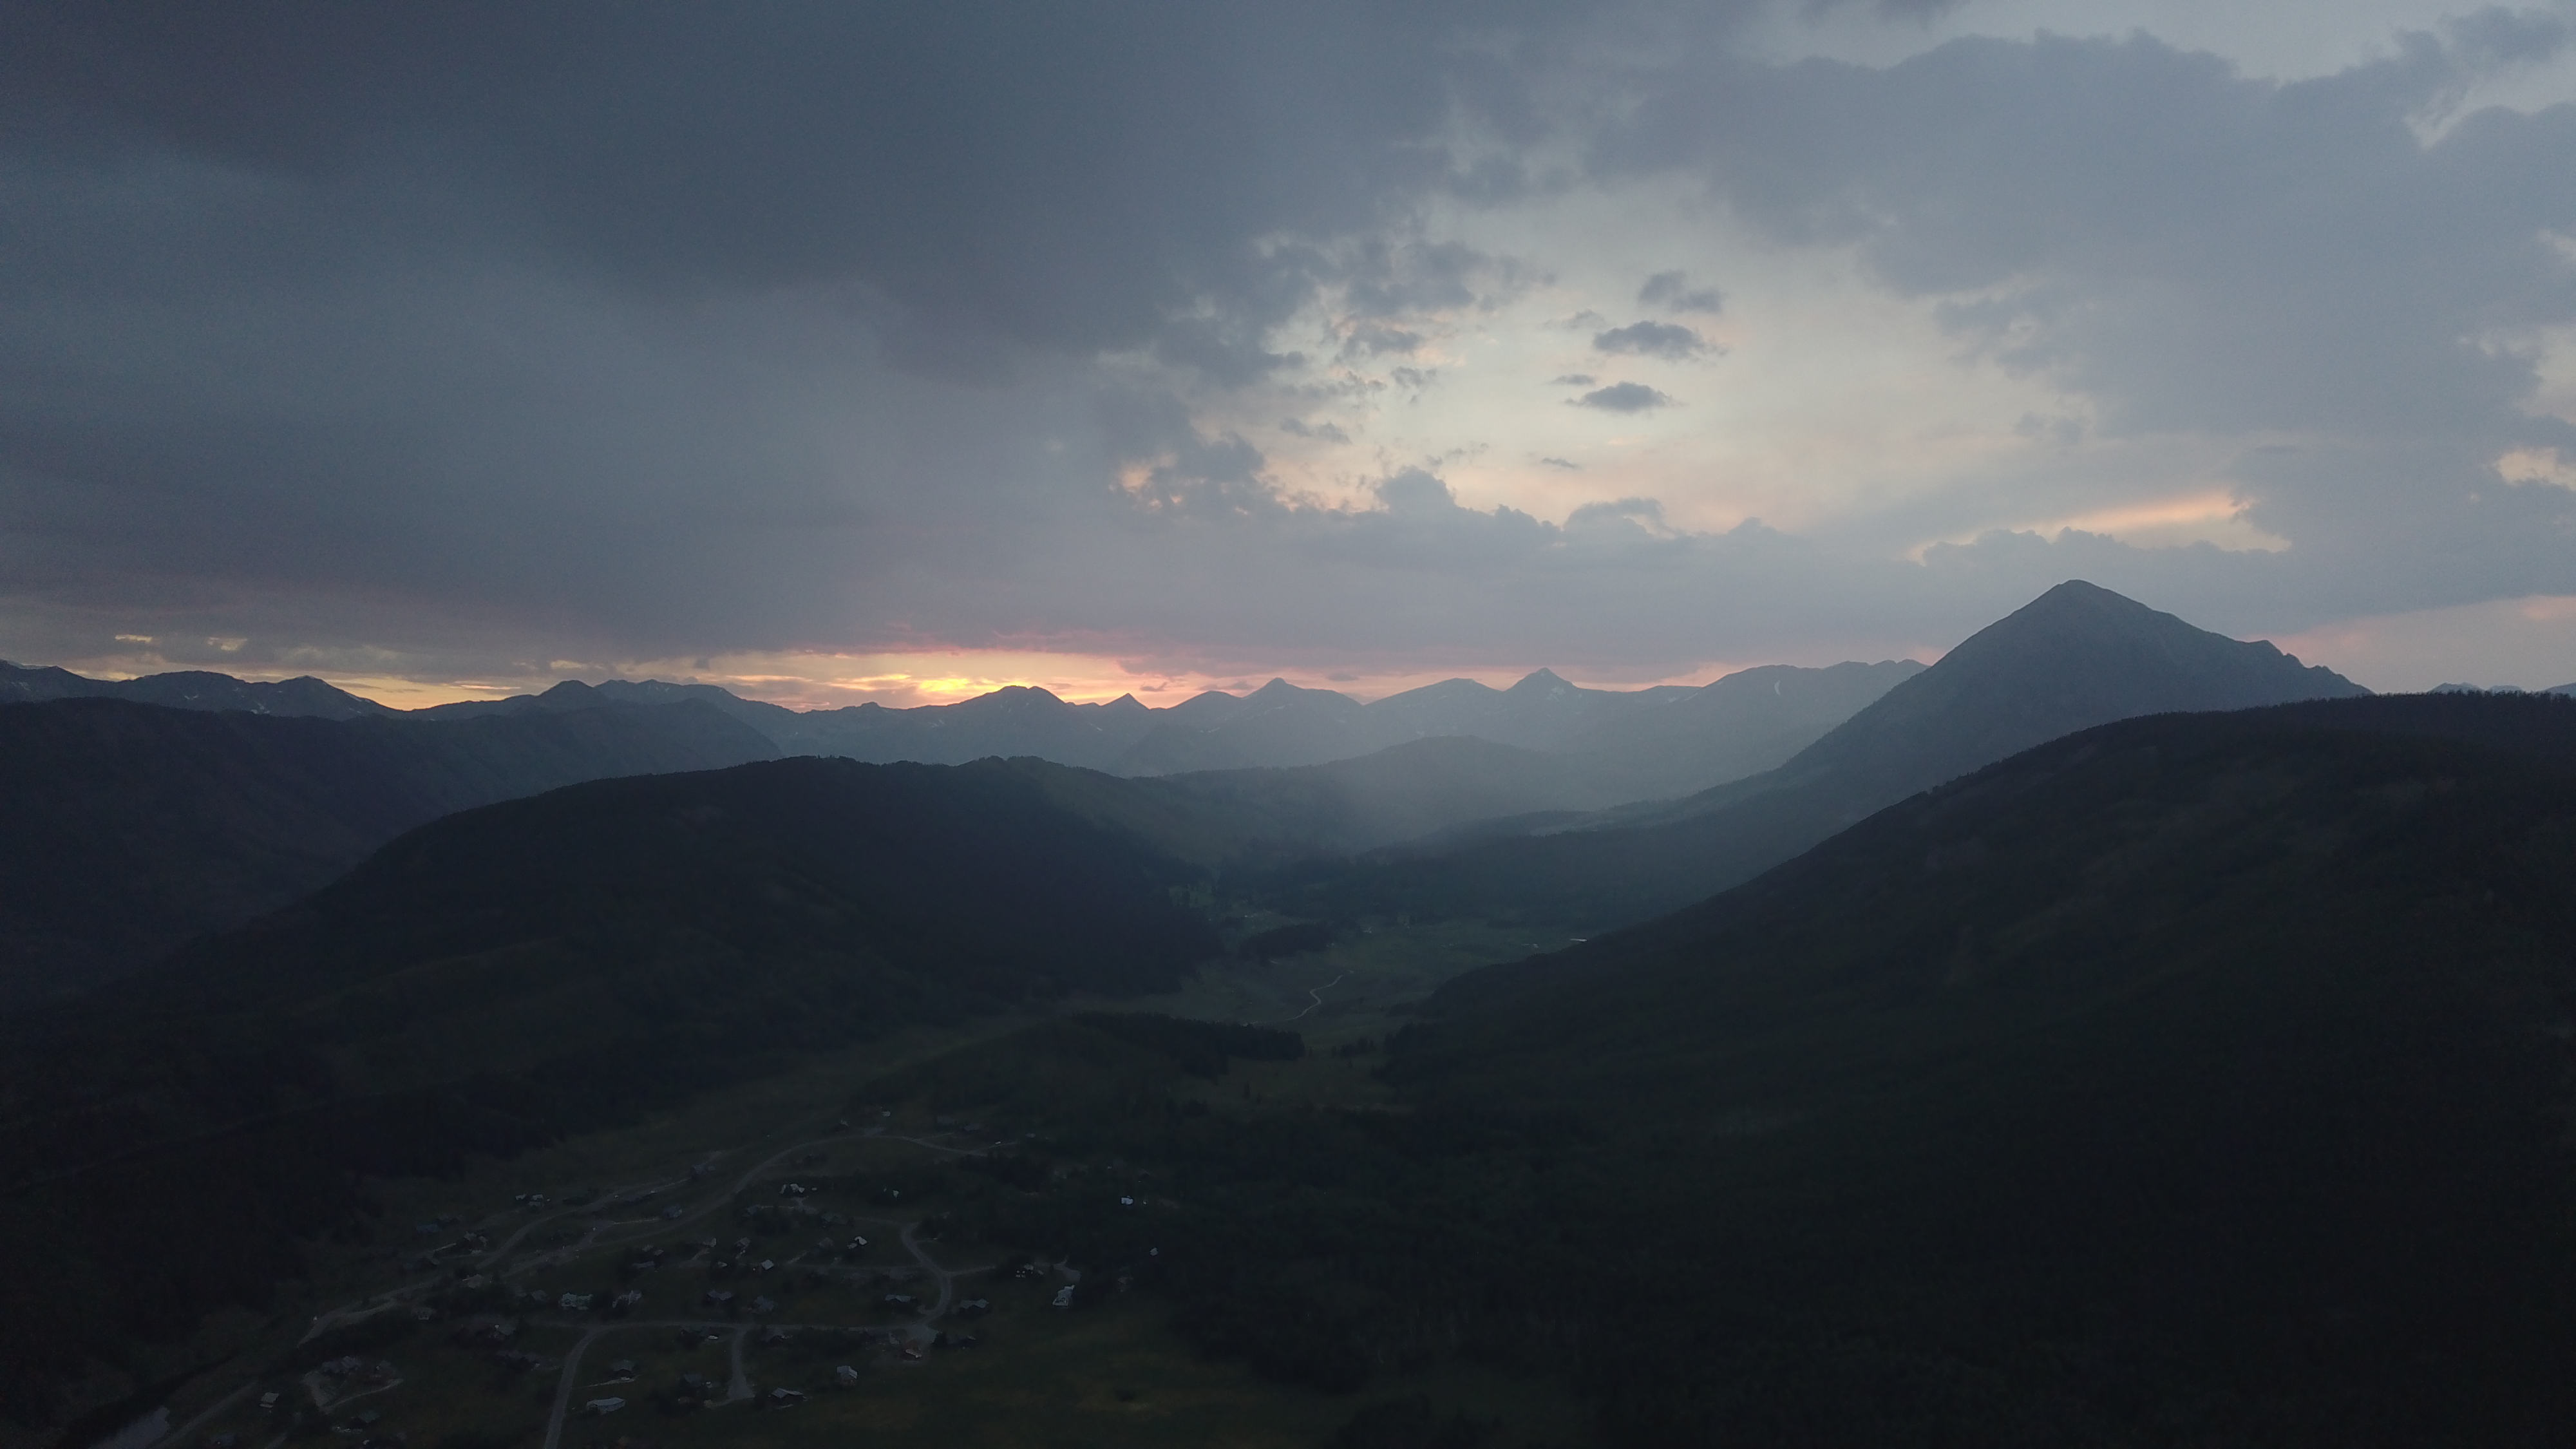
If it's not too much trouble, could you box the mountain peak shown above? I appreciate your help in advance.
[1788,582,2367,790]
[1508,668,1573,695]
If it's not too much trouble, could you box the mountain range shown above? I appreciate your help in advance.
[4,655,1925,791]
[1281,580,2372,929]
[1,578,2527,1441]
[0,584,2358,1007]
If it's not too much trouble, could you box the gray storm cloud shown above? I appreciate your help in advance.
[1,1,2571,684]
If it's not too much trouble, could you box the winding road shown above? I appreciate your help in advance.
[1253,972,1347,1026]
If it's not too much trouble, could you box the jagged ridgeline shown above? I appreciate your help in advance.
[0,756,1219,1418]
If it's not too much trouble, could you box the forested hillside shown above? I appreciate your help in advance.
[0,756,1218,1419]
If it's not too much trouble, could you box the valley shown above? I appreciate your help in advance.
[10,583,2575,1448]
[64,934,1593,1449]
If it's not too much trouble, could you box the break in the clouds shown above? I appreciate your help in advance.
[3,0,2575,699]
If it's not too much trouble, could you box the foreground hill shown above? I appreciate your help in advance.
[1284,580,2371,929]
[916,692,2576,1444]
[0,755,1219,1419]
[0,697,779,1005]
[1383,697,2576,1441]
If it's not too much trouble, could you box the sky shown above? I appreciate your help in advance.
[5,0,2576,707]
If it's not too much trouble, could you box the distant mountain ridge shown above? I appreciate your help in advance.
[6,656,1925,793]
[0,660,394,719]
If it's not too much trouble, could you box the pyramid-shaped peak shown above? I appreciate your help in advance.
[1787,580,2366,787]
[1249,677,1304,697]
[1508,668,1573,694]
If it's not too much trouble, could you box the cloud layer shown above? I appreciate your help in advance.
[3,1,2571,695]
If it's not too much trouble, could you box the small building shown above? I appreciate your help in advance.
[835,1365,858,1388]
[882,1293,913,1307]
[767,1387,807,1406]
[703,1289,735,1306]
[558,1293,592,1311]
[957,1298,990,1317]
[582,1397,625,1415]
[661,1205,685,1220]
[1052,1285,1075,1308]
[750,1295,777,1316]
[607,1359,635,1379]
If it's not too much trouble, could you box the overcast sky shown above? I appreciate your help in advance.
[6,0,2575,705]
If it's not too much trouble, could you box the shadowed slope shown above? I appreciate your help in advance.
[0,697,780,1004]
[1370,700,2576,1441]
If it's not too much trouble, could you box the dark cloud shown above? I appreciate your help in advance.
[1551,373,1598,386]
[1539,456,1582,469]
[1575,382,1677,412]
[1593,320,1713,359]
[0,3,2569,685]
[1637,270,1724,312]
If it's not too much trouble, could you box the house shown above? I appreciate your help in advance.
[760,1327,791,1346]
[612,1290,645,1313]
[703,1289,734,1306]
[607,1359,636,1379]
[679,1373,710,1394]
[558,1293,592,1311]
[583,1397,626,1415]
[1052,1285,1075,1307]
[257,1392,279,1413]
[766,1388,807,1406]
[882,1293,913,1307]
[957,1298,990,1317]
[660,1205,685,1220]
[757,1258,775,1273]
[835,1365,858,1388]
[750,1295,778,1316]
